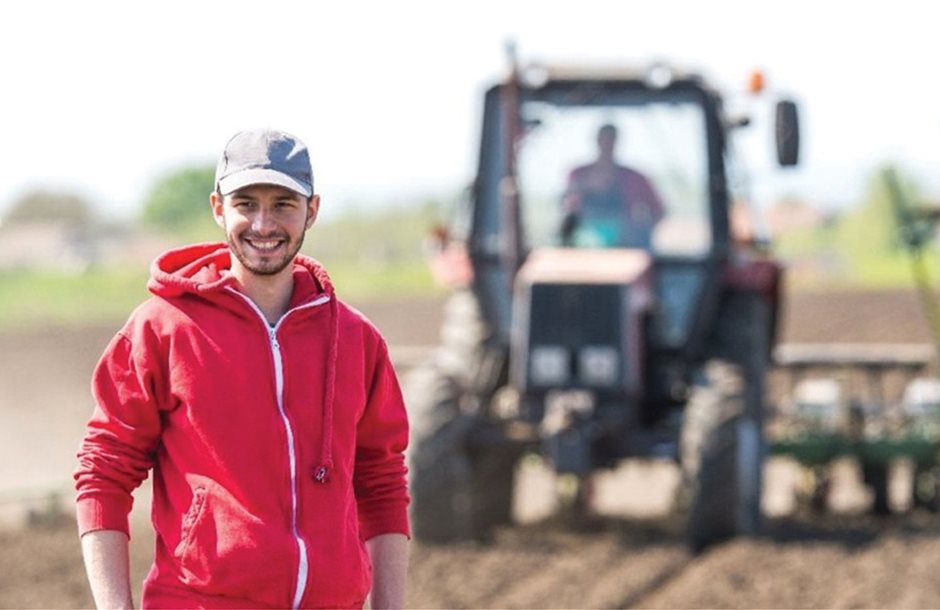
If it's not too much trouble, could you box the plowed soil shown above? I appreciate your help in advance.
[3,289,940,609]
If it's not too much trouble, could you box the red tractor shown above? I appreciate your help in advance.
[407,59,799,551]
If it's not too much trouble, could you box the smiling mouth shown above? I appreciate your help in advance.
[244,237,287,253]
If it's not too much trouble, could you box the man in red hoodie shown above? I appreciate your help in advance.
[75,129,410,609]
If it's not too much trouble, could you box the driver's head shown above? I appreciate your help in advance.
[597,123,618,158]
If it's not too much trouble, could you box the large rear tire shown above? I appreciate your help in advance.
[406,363,522,542]
[681,360,763,552]
[406,291,522,543]
[405,363,475,542]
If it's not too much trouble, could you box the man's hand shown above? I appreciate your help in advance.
[80,529,134,609]
[560,211,581,246]
[366,533,409,609]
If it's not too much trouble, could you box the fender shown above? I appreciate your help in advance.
[722,255,783,304]
[721,254,785,354]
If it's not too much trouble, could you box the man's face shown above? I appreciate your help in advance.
[597,127,618,158]
[210,184,319,277]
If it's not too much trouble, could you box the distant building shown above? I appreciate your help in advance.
[0,220,97,272]
[765,199,828,236]
[0,219,176,273]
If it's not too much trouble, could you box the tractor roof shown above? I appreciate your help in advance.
[512,61,707,90]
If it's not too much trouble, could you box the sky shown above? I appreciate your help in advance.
[2,0,939,222]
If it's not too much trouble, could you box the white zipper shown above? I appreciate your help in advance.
[226,287,330,609]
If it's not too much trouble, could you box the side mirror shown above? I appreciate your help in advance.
[775,99,800,167]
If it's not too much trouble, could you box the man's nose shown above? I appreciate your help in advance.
[251,209,277,233]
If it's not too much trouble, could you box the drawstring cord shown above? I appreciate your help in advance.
[313,296,339,483]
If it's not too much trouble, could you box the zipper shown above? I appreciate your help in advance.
[226,287,330,609]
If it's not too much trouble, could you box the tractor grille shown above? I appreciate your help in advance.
[520,283,625,391]
[529,283,622,345]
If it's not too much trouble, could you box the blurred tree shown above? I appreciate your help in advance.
[834,164,921,258]
[140,165,216,235]
[2,189,96,226]
[305,196,445,263]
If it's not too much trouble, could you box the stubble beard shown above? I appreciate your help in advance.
[226,229,306,277]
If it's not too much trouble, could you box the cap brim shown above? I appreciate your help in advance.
[218,168,312,198]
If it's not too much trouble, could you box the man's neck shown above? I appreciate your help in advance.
[230,264,295,326]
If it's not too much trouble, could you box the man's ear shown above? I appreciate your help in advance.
[210,192,225,228]
[305,195,321,229]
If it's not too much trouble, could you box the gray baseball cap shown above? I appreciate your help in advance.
[215,129,313,197]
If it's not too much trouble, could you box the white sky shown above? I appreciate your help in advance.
[2,0,939,220]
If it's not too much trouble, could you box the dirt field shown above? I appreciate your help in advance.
[3,289,940,609]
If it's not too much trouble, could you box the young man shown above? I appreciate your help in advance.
[75,129,410,609]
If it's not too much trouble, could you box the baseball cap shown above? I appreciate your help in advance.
[215,129,313,197]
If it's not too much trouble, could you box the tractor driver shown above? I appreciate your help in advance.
[560,123,665,249]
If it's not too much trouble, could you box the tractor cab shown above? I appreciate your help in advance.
[471,64,795,397]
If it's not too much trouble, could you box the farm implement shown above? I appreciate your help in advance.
[770,342,940,513]
[769,168,940,514]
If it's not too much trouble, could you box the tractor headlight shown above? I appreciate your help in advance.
[530,345,569,386]
[579,345,619,387]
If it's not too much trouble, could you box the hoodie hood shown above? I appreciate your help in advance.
[148,242,335,300]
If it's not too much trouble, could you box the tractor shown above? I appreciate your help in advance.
[406,57,800,551]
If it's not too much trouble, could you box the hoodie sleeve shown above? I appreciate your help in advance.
[74,325,167,538]
[354,338,410,541]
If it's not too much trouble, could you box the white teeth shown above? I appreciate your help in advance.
[249,240,281,251]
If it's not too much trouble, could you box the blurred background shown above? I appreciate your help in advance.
[4,1,940,608]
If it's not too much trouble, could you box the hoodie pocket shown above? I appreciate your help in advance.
[172,480,294,608]
[176,485,207,558]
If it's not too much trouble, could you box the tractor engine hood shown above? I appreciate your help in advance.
[511,247,654,397]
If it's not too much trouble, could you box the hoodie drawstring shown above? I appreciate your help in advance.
[313,296,339,483]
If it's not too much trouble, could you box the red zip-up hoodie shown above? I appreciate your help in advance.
[74,243,410,609]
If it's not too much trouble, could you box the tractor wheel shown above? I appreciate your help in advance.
[681,360,763,552]
[467,429,524,532]
[437,290,489,384]
[405,361,521,543]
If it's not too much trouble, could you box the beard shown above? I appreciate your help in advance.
[226,229,306,277]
